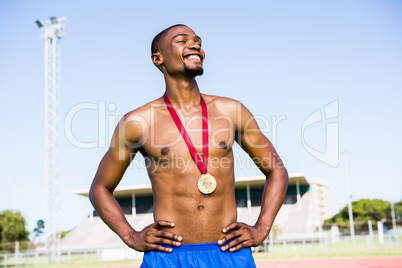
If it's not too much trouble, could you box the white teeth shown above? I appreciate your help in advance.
[187,55,200,61]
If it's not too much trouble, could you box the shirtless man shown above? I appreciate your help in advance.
[89,24,288,267]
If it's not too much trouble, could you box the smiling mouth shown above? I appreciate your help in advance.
[183,54,201,62]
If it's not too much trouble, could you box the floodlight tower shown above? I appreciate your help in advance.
[36,16,66,263]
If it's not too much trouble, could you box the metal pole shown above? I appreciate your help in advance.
[343,153,355,242]
[283,240,287,255]
[36,17,66,264]
[14,242,19,267]
[368,220,374,245]
[391,202,397,237]
[378,221,384,244]
[366,236,371,254]
[132,192,136,217]
[269,233,273,252]
[319,225,323,249]
[246,183,251,213]
[296,179,301,210]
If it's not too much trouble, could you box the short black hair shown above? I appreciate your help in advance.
[151,24,188,54]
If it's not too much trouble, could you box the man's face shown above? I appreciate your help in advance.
[159,26,205,76]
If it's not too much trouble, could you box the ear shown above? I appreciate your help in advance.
[151,52,164,72]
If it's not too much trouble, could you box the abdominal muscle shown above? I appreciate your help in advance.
[152,187,238,244]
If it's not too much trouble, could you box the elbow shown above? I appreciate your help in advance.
[271,164,289,186]
[276,157,288,184]
[282,166,289,186]
[88,187,95,206]
[88,180,98,206]
[89,179,113,206]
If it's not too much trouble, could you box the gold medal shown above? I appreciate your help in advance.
[198,173,216,194]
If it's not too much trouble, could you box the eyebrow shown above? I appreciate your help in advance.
[172,34,202,42]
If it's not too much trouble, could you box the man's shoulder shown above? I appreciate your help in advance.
[202,93,236,103]
[122,97,164,120]
[202,94,242,115]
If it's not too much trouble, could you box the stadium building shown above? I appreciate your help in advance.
[61,173,331,260]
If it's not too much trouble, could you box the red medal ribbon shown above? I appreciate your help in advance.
[163,92,208,174]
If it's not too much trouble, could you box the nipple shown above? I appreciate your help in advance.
[161,147,169,155]
[219,141,228,150]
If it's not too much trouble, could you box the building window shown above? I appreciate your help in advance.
[283,185,310,204]
[136,196,154,214]
[235,188,247,207]
[235,187,264,207]
[117,197,133,215]
[250,188,263,206]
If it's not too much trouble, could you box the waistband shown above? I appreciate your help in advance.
[165,242,223,251]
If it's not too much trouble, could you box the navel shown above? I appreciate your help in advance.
[161,147,169,155]
[219,141,228,150]
[197,205,204,211]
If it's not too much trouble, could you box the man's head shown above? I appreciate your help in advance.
[151,25,205,77]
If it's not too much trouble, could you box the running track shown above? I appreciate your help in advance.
[254,257,402,268]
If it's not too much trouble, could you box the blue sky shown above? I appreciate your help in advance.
[0,0,401,236]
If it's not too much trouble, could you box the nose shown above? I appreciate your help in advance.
[188,40,201,50]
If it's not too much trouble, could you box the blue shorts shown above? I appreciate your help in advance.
[140,242,256,268]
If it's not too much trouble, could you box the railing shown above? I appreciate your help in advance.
[1,234,401,267]
[255,234,401,258]
[0,248,100,267]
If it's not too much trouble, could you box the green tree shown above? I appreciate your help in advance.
[325,199,402,228]
[393,201,402,220]
[33,219,45,240]
[340,199,390,221]
[0,210,30,243]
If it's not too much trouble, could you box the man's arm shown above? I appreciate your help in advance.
[89,112,182,252]
[218,101,288,252]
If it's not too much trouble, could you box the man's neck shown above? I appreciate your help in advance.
[164,76,201,110]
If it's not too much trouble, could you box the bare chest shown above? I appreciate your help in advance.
[142,109,236,162]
